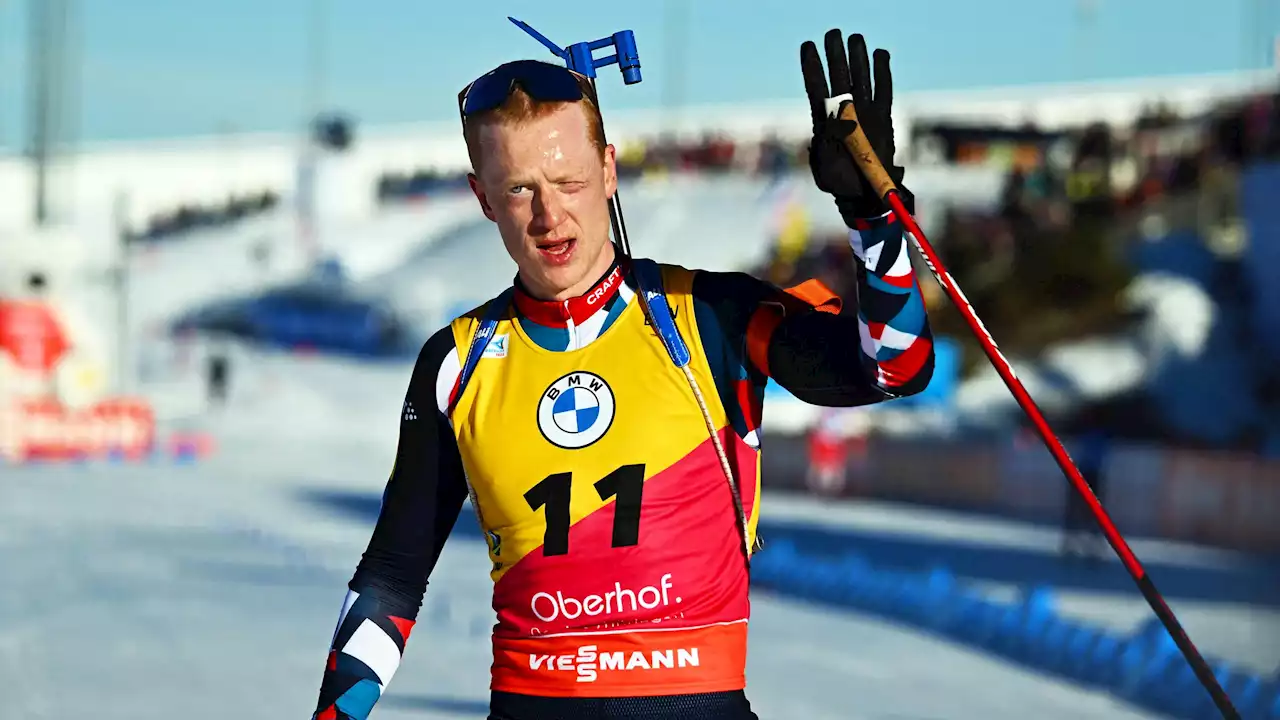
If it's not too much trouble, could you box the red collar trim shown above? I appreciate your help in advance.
[513,263,624,327]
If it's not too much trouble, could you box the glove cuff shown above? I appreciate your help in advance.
[835,186,913,229]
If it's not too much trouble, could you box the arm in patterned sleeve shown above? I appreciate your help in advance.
[761,31,932,405]
[776,210,934,401]
[313,327,470,720]
[689,210,933,413]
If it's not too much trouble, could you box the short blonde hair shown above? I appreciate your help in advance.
[463,85,607,173]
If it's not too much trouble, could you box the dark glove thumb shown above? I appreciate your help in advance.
[824,118,858,143]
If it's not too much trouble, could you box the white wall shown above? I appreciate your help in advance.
[0,69,1272,236]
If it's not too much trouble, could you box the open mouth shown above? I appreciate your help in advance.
[537,238,576,262]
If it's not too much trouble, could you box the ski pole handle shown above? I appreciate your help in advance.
[836,103,898,200]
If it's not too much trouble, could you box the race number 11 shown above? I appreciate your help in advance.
[524,464,645,556]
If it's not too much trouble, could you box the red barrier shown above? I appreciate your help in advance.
[0,397,155,462]
[1160,449,1280,553]
[777,431,1280,554]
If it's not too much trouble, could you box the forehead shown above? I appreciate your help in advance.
[474,103,597,177]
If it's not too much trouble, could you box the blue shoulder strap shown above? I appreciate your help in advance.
[629,258,691,368]
[449,287,515,413]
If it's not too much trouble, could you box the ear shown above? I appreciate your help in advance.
[468,173,497,223]
[602,144,618,199]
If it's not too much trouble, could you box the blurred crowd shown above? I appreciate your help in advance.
[754,86,1280,450]
[126,190,279,244]
[759,88,1280,353]
[613,132,803,178]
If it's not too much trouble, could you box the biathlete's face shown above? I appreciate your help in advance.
[468,102,618,301]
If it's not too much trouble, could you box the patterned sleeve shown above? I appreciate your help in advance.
[740,211,935,407]
[313,590,421,720]
[845,211,935,396]
[313,327,470,720]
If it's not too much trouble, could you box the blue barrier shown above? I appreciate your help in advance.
[1243,162,1280,367]
[751,540,1280,719]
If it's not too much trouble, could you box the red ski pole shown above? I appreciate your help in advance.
[835,104,1241,720]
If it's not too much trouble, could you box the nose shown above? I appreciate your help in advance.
[530,186,565,233]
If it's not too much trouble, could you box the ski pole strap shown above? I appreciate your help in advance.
[450,286,515,415]
[629,258,691,368]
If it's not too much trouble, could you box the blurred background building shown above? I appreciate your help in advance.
[1,2,1279,718]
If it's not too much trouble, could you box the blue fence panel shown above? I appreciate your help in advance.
[1243,162,1280,367]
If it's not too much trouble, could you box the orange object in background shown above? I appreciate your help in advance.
[0,298,71,374]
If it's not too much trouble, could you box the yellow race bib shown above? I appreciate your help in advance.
[449,264,761,697]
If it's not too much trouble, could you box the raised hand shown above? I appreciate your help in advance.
[801,29,910,222]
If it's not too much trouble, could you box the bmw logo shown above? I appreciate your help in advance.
[536,371,616,449]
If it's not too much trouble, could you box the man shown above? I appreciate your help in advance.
[206,335,230,407]
[0,270,105,409]
[0,272,70,402]
[1061,424,1110,561]
[312,29,935,720]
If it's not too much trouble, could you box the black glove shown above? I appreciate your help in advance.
[801,30,912,225]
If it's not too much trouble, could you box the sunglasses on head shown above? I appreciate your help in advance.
[458,59,596,120]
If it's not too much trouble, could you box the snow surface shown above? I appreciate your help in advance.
[0,350,1186,720]
[0,376,1158,719]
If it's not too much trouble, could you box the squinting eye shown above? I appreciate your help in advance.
[508,185,527,195]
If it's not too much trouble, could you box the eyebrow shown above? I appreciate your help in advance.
[495,170,588,186]
[487,169,532,186]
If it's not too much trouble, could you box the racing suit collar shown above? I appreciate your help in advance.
[513,260,625,329]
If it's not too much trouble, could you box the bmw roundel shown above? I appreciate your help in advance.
[536,371,615,449]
